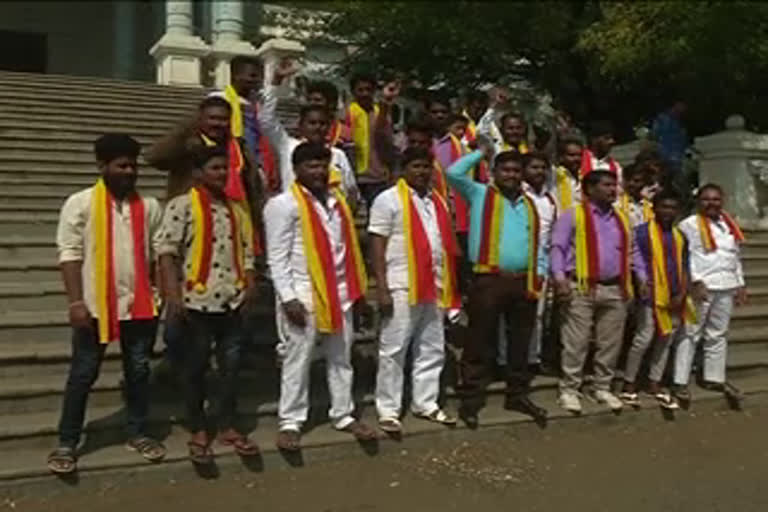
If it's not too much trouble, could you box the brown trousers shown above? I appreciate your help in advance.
[460,273,537,410]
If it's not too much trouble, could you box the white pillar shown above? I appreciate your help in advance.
[149,0,210,87]
[210,0,258,89]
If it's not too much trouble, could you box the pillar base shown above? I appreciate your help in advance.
[149,33,210,87]
[255,38,306,94]
[210,39,259,90]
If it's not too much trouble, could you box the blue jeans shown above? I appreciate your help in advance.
[58,319,156,448]
[181,309,244,432]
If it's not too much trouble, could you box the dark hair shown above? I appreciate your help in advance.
[425,90,452,110]
[449,113,470,125]
[558,136,583,155]
[199,96,231,112]
[306,80,339,107]
[583,170,617,190]
[522,151,550,168]
[401,147,433,168]
[653,187,682,207]
[493,150,524,169]
[405,119,433,136]
[94,134,140,163]
[634,147,663,165]
[500,112,527,129]
[292,142,331,167]
[589,120,614,139]
[349,72,376,90]
[192,144,228,169]
[230,56,262,75]
[697,183,723,198]
[623,163,646,181]
[299,104,329,122]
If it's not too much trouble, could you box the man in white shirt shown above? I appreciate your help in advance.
[673,183,748,404]
[259,60,358,207]
[264,142,377,451]
[475,87,527,160]
[368,147,458,434]
[49,134,166,474]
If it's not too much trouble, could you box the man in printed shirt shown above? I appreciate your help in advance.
[673,184,748,405]
[447,147,549,428]
[264,142,378,451]
[48,134,166,474]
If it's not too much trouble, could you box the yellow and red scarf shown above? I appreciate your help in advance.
[327,119,344,147]
[446,133,471,232]
[554,166,579,211]
[346,101,379,175]
[618,193,654,224]
[474,186,542,300]
[396,179,460,309]
[501,140,530,154]
[580,148,619,178]
[697,211,745,252]
[574,202,633,299]
[91,179,156,343]
[186,186,247,294]
[432,160,449,200]
[292,183,367,333]
[646,220,697,336]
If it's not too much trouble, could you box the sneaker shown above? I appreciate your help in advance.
[558,391,582,414]
[591,389,624,411]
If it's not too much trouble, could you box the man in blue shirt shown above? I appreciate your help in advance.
[651,100,689,179]
[447,148,548,428]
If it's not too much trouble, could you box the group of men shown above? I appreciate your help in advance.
[47,55,748,474]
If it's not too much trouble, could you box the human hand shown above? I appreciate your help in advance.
[488,86,509,108]
[691,281,708,302]
[69,301,93,330]
[272,58,301,85]
[637,282,650,300]
[377,289,394,319]
[240,284,260,321]
[554,278,573,304]
[735,286,748,306]
[165,295,187,326]
[380,80,401,105]
[669,293,684,312]
[282,299,308,328]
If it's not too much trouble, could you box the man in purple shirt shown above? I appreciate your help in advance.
[550,170,630,414]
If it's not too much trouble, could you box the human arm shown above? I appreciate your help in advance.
[335,149,359,212]
[145,114,199,171]
[157,196,189,322]
[549,210,575,301]
[632,225,650,298]
[57,193,92,329]
[734,242,748,305]
[373,81,400,172]
[445,150,485,202]
[367,193,395,318]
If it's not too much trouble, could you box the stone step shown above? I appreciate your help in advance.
[0,89,202,112]
[0,70,208,98]
[0,183,165,201]
[0,173,166,189]
[0,137,161,154]
[0,120,170,138]
[729,304,768,330]
[0,149,177,166]
[0,130,159,147]
[742,256,768,273]
[0,236,55,260]
[0,258,60,284]
[0,161,166,179]
[0,112,181,133]
[0,95,204,118]
[0,102,195,128]
[0,281,66,312]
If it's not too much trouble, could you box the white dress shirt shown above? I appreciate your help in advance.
[258,84,358,200]
[264,187,352,312]
[367,185,444,292]
[56,186,163,321]
[522,182,557,252]
[678,213,745,290]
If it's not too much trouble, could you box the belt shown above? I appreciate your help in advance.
[566,274,620,286]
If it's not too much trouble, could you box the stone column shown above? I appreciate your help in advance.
[113,1,136,80]
[696,115,768,229]
[149,0,210,87]
[210,0,259,89]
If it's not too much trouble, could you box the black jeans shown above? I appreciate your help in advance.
[58,319,156,448]
[181,309,244,433]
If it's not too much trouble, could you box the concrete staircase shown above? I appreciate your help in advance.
[0,71,767,483]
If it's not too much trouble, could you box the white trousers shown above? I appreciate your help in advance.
[498,278,548,365]
[276,306,356,432]
[375,290,445,419]
[624,305,680,383]
[673,289,734,386]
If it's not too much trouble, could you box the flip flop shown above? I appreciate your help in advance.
[619,391,641,407]
[218,433,259,457]
[187,440,214,465]
[340,420,379,441]
[378,417,402,433]
[276,430,301,452]
[47,447,77,475]
[126,436,167,463]
[413,409,457,426]
[654,392,679,410]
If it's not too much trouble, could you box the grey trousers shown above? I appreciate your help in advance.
[623,305,680,384]
[559,283,628,393]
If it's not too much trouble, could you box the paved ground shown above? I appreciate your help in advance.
[4,392,768,512]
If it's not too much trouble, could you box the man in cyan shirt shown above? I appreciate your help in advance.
[447,148,548,429]
[550,169,632,414]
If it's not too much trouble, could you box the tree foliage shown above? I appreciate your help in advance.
[312,1,768,138]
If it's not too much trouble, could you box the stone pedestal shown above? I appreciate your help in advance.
[695,115,768,230]
[149,0,210,87]
[256,37,306,95]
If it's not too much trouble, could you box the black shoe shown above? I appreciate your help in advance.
[504,396,548,424]
[458,405,479,430]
